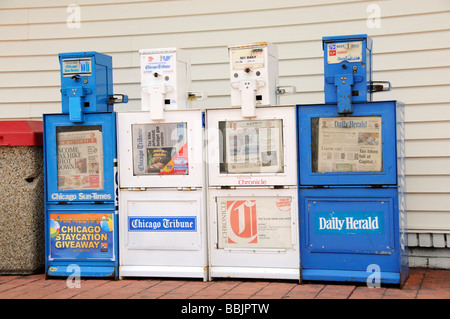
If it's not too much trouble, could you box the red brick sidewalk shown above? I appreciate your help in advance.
[0,268,448,300]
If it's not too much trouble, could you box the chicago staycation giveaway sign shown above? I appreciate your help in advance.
[49,212,115,260]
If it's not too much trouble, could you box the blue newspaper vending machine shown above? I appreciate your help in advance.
[298,35,408,286]
[44,52,127,278]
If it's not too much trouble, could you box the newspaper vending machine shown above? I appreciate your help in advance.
[297,35,409,286]
[206,42,299,280]
[44,51,127,278]
[117,48,208,280]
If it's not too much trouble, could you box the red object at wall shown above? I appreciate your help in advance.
[0,121,43,146]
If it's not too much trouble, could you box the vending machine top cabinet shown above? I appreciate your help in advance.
[140,48,197,120]
[229,42,279,117]
[60,52,111,121]
[323,34,373,114]
[59,51,127,123]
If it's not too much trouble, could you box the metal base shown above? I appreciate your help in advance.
[46,265,118,279]
[301,269,407,287]
[119,265,209,281]
[210,266,300,281]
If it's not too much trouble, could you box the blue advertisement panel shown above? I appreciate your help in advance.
[49,212,115,261]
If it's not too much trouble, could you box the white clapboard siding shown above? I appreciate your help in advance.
[0,0,449,233]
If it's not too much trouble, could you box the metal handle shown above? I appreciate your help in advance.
[108,94,129,104]
[371,81,391,93]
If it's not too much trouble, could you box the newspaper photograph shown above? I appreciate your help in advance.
[56,128,103,190]
[132,123,188,176]
[317,116,382,173]
[221,119,284,174]
[217,196,293,249]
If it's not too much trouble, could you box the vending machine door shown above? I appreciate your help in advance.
[118,189,207,280]
[298,101,403,186]
[45,203,118,278]
[44,112,117,203]
[117,110,203,189]
[206,106,297,187]
[299,187,408,285]
[209,187,299,280]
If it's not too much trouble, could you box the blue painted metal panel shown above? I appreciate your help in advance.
[298,100,403,186]
[44,203,118,278]
[47,266,117,278]
[301,269,400,285]
[299,187,408,286]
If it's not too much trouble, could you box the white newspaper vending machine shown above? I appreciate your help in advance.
[206,42,299,280]
[117,48,208,280]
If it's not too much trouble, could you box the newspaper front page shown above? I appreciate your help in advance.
[56,128,104,190]
[222,119,284,174]
[132,123,188,175]
[317,116,382,173]
[217,197,293,249]
[231,47,265,70]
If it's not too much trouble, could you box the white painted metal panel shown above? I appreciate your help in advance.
[208,187,299,280]
[206,105,297,187]
[118,189,208,280]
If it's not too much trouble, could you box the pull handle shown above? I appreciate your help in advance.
[276,85,297,95]
[187,91,207,101]
[108,94,129,104]
[371,81,391,93]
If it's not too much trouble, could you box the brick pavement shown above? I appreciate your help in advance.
[0,268,448,300]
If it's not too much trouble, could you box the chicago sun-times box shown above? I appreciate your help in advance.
[44,52,125,279]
